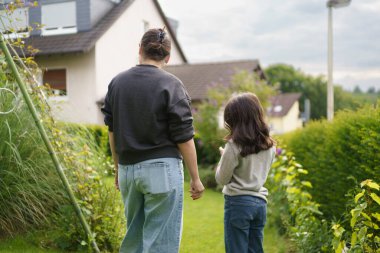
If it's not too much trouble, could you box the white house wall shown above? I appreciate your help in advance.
[36,49,97,124]
[284,102,303,132]
[268,102,303,134]
[95,0,185,123]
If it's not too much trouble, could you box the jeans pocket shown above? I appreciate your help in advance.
[142,162,171,194]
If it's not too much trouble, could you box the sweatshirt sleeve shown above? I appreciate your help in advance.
[101,80,114,132]
[215,142,239,185]
[167,97,194,143]
[167,82,194,143]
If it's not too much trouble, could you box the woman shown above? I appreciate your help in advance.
[101,27,205,253]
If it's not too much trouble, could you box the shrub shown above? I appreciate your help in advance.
[267,149,332,252]
[62,123,113,174]
[198,166,218,189]
[282,105,380,219]
[332,179,380,253]
[47,124,125,252]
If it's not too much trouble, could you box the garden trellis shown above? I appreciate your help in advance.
[0,34,100,253]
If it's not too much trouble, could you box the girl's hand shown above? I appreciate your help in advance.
[219,146,225,155]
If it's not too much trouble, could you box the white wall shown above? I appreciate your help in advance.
[36,49,97,124]
[94,0,185,123]
[268,101,303,134]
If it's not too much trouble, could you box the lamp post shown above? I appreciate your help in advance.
[326,0,351,121]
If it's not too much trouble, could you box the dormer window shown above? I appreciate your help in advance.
[41,1,77,36]
[0,7,29,38]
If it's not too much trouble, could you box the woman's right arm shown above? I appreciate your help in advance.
[108,132,119,190]
[177,139,205,200]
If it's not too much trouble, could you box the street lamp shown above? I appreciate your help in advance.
[326,0,351,121]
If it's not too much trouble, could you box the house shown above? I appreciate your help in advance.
[1,0,187,124]
[164,60,266,104]
[267,93,303,134]
[1,0,275,128]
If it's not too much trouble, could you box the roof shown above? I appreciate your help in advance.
[22,0,187,62]
[267,93,301,117]
[164,60,264,101]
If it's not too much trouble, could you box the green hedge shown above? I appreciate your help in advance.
[63,123,110,157]
[282,104,380,219]
[266,150,331,252]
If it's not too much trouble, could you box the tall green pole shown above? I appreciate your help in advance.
[0,35,100,253]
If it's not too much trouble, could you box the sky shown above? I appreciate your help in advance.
[158,0,380,91]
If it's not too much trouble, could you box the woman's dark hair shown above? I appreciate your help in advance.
[224,92,275,157]
[140,27,171,61]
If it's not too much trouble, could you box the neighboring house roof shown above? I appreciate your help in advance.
[164,60,265,101]
[267,92,301,117]
[23,0,187,62]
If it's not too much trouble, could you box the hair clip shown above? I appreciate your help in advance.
[158,30,166,43]
[157,26,166,43]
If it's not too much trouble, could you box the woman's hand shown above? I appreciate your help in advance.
[190,178,205,200]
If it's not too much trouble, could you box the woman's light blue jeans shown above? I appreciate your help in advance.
[118,158,184,253]
[224,195,267,253]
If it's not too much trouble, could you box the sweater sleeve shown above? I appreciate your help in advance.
[101,80,114,132]
[167,80,194,143]
[167,96,194,143]
[215,142,239,185]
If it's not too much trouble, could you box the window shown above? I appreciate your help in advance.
[43,69,67,96]
[0,7,29,38]
[41,2,77,36]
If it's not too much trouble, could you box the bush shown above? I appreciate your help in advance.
[282,105,380,219]
[199,166,218,189]
[267,149,331,252]
[332,179,380,253]
[47,125,124,252]
[63,123,113,175]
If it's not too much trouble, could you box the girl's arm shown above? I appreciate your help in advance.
[215,142,239,185]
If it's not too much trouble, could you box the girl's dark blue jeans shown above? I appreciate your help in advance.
[224,195,267,253]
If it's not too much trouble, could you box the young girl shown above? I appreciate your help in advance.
[215,92,276,253]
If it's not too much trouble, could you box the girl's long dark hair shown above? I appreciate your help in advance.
[224,92,275,157]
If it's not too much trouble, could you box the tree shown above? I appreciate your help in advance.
[367,86,376,94]
[353,85,362,94]
[265,64,362,120]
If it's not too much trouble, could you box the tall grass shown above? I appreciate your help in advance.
[0,79,66,235]
[0,51,124,251]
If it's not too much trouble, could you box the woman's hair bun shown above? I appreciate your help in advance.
[140,27,171,61]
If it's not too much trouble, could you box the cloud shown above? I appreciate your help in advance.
[159,0,380,90]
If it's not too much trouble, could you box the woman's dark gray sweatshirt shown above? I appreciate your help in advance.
[101,64,194,165]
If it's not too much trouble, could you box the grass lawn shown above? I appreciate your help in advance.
[180,182,289,253]
[0,181,289,253]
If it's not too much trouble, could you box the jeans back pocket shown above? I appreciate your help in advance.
[140,162,171,194]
